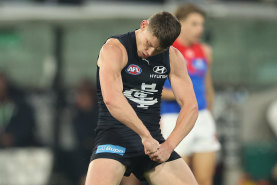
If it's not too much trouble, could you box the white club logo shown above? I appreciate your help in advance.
[153,66,167,74]
[123,83,158,109]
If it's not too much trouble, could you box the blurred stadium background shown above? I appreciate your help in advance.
[0,0,277,185]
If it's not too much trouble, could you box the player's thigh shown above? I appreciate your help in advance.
[145,158,198,185]
[85,158,126,185]
[192,152,216,185]
[120,173,141,185]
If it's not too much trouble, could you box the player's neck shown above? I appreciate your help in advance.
[135,29,140,57]
[177,34,193,47]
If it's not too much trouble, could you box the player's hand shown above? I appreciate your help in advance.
[141,135,160,155]
[148,141,173,163]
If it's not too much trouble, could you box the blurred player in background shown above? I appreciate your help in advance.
[0,72,38,148]
[160,4,220,185]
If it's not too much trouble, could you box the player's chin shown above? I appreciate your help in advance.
[194,36,201,42]
[192,38,199,44]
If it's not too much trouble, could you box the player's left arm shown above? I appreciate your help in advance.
[149,47,198,163]
[203,43,215,112]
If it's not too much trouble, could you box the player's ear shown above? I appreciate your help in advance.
[140,20,149,31]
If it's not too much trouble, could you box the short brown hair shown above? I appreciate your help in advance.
[175,4,206,21]
[148,11,181,49]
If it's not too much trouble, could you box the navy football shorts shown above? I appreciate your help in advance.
[90,126,180,180]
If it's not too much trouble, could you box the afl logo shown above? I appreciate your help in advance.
[153,66,167,74]
[126,64,142,75]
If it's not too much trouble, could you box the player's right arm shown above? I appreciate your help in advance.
[149,47,198,163]
[98,39,159,154]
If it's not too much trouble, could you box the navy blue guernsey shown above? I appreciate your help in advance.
[96,31,170,134]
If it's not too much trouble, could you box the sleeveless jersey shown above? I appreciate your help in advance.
[97,31,170,133]
[161,39,208,114]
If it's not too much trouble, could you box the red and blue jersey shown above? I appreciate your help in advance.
[161,40,208,114]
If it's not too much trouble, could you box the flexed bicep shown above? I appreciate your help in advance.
[168,47,196,108]
[98,40,127,104]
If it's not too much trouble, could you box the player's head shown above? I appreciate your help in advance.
[175,4,206,44]
[137,11,181,58]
